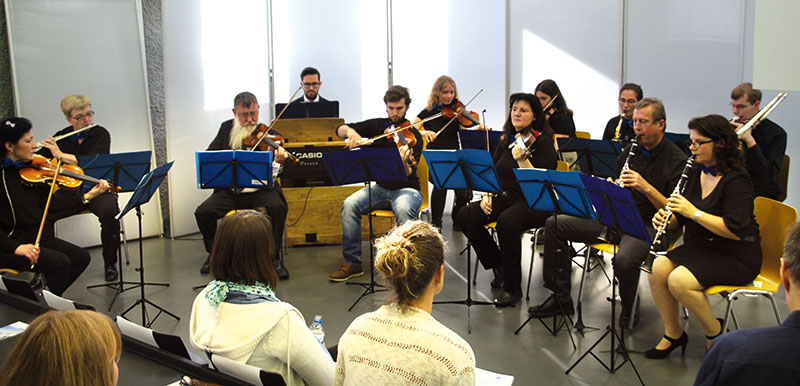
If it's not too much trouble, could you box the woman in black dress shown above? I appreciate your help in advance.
[454,93,558,307]
[0,118,108,295]
[416,75,475,230]
[647,114,761,358]
[534,79,576,139]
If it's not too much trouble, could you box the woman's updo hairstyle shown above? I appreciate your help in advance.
[374,220,446,308]
[0,117,32,158]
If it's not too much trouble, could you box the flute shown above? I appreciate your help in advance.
[34,123,99,152]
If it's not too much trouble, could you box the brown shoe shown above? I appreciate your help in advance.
[329,264,364,282]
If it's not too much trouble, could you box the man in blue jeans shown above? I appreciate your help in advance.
[330,85,423,281]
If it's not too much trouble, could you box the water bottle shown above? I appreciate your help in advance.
[309,315,325,345]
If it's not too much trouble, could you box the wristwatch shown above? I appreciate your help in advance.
[693,210,703,222]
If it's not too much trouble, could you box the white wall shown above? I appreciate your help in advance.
[5,0,161,246]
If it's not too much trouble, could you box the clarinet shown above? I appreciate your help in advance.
[617,135,640,187]
[640,155,695,273]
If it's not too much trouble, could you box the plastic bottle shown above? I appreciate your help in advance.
[309,315,325,345]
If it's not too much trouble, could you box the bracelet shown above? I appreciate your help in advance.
[693,210,702,222]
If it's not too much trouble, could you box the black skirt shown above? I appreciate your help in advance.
[667,235,761,288]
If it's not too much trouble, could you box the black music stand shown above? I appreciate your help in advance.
[458,129,503,152]
[565,174,647,385]
[118,161,179,328]
[423,148,501,333]
[82,151,152,310]
[322,147,406,311]
[557,138,622,178]
[511,169,596,346]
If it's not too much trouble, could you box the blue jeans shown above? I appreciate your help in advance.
[341,185,422,266]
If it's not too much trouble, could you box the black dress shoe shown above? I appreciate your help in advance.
[104,264,119,281]
[200,255,211,274]
[619,304,641,330]
[490,267,504,289]
[528,295,574,318]
[644,331,688,359]
[493,290,521,307]
[275,265,290,280]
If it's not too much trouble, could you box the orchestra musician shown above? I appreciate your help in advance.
[530,98,686,328]
[534,79,576,139]
[1,117,111,296]
[415,75,474,230]
[602,83,643,145]
[291,67,329,103]
[329,85,423,282]
[194,92,289,279]
[453,92,558,307]
[37,95,121,282]
[729,82,787,200]
[647,114,761,357]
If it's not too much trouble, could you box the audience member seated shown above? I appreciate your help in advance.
[694,222,800,385]
[190,210,334,386]
[0,310,121,386]
[335,220,475,385]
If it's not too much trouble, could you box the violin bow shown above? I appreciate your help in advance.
[359,112,444,146]
[435,89,484,136]
[249,86,302,151]
[31,159,63,269]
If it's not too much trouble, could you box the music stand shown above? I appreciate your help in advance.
[117,161,179,328]
[322,147,406,311]
[565,174,646,385]
[422,149,501,333]
[511,169,596,346]
[557,138,622,178]
[665,132,691,156]
[458,129,503,152]
[196,150,273,190]
[82,151,152,310]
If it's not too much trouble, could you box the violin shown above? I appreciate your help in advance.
[242,123,299,162]
[440,100,480,128]
[387,120,417,166]
[20,154,120,192]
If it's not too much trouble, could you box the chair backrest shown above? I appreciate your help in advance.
[416,143,430,211]
[556,160,569,171]
[209,353,286,386]
[575,131,591,139]
[753,196,798,283]
[776,154,790,202]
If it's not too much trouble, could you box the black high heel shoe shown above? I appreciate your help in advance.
[705,318,725,351]
[644,331,688,359]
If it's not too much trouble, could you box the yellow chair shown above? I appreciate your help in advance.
[369,147,430,222]
[575,131,591,139]
[705,196,797,331]
[0,268,20,275]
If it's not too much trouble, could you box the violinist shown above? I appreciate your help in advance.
[415,76,474,230]
[0,118,110,296]
[453,93,557,307]
[534,79,576,139]
[729,82,786,200]
[602,83,643,145]
[37,95,121,282]
[330,85,423,282]
[194,92,289,278]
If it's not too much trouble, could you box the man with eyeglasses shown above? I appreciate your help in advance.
[292,67,329,103]
[194,92,289,279]
[530,97,686,330]
[603,83,643,145]
[36,94,121,282]
[730,82,786,200]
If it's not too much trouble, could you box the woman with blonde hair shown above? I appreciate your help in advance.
[335,220,475,385]
[0,310,122,386]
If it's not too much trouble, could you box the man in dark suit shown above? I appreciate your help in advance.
[695,222,800,385]
[291,67,329,103]
[194,92,289,278]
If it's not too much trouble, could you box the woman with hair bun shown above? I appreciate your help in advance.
[335,220,475,385]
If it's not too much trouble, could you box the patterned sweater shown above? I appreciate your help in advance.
[335,304,475,385]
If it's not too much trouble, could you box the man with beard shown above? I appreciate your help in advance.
[329,85,424,281]
[291,67,329,103]
[194,92,289,278]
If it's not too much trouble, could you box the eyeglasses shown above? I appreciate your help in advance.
[236,111,258,119]
[684,139,714,148]
[71,110,94,121]
[618,98,638,105]
[302,82,321,88]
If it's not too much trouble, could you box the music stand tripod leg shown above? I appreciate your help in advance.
[347,182,386,312]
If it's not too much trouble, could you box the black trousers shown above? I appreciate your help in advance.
[1,237,90,296]
[454,194,550,294]
[52,190,120,267]
[541,214,661,316]
[194,188,287,258]
[429,185,471,226]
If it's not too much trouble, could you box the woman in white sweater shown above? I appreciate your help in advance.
[335,220,476,385]
[190,210,334,386]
